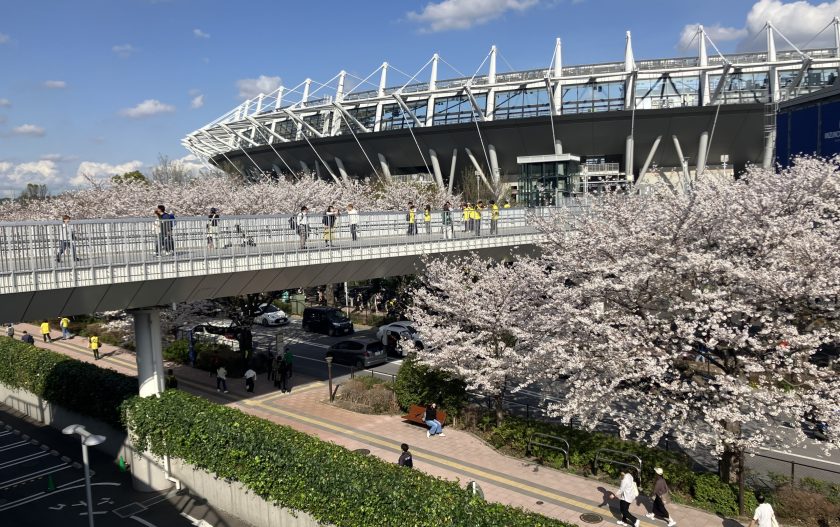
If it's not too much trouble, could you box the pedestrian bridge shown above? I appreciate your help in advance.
[0,209,546,322]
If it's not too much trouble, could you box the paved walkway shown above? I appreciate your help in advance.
[10,323,745,527]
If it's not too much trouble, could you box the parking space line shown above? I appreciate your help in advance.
[0,451,51,470]
[129,515,158,527]
[0,440,28,452]
[0,481,118,512]
[0,463,70,490]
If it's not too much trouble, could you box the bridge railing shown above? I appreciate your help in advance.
[0,207,551,287]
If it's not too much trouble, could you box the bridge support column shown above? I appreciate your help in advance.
[131,308,165,397]
[128,307,172,492]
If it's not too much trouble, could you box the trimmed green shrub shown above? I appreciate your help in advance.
[123,390,573,527]
[692,473,757,515]
[163,339,190,364]
[394,356,467,416]
[0,336,137,428]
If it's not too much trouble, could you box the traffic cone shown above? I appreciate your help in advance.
[118,456,126,473]
[47,475,55,492]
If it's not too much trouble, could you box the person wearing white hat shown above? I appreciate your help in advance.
[646,467,676,526]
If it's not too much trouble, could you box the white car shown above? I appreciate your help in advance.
[252,304,290,326]
[376,321,423,357]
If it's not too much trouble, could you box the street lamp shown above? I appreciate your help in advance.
[62,424,106,527]
[325,355,334,402]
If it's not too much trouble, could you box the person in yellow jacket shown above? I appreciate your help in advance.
[40,320,52,343]
[503,200,511,209]
[59,316,71,340]
[406,202,417,236]
[489,200,500,234]
[472,202,483,236]
[89,335,100,360]
[423,205,432,235]
[464,202,474,232]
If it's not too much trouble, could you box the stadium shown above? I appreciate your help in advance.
[183,22,840,204]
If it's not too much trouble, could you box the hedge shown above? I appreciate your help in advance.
[0,336,137,428]
[122,390,574,527]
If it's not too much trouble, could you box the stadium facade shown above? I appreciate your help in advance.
[184,22,840,203]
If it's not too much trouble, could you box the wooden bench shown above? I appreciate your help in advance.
[402,404,447,427]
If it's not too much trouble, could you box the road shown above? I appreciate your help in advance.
[0,404,251,527]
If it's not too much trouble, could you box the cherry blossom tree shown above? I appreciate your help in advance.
[0,173,459,221]
[408,157,840,495]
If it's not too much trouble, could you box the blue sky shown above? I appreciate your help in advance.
[1,0,838,197]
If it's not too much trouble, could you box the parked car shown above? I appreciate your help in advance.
[251,303,290,326]
[376,321,423,356]
[301,306,354,336]
[189,322,242,351]
[326,338,387,368]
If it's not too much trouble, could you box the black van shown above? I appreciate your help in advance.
[301,307,354,336]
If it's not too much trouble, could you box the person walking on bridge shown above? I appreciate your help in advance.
[206,208,220,250]
[295,206,309,249]
[322,206,338,247]
[646,467,677,526]
[489,200,500,234]
[612,471,640,526]
[406,203,417,235]
[88,334,100,360]
[423,205,432,235]
[59,316,71,340]
[442,202,454,239]
[346,203,359,241]
[55,215,79,264]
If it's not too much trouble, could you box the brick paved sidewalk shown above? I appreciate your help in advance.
[10,323,745,527]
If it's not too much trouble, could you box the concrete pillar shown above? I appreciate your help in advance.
[378,153,393,183]
[448,148,458,194]
[488,144,500,187]
[699,26,710,106]
[131,308,165,398]
[639,135,662,180]
[335,157,350,182]
[625,135,635,182]
[274,87,284,110]
[430,54,439,91]
[378,62,388,97]
[553,38,563,77]
[336,70,346,102]
[429,149,445,189]
[624,31,635,73]
[554,140,563,155]
[299,160,310,173]
[488,45,497,84]
[302,78,312,103]
[696,131,709,177]
[552,38,563,114]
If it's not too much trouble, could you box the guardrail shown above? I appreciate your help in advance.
[593,448,643,483]
[746,450,840,487]
[526,432,570,468]
[0,206,552,294]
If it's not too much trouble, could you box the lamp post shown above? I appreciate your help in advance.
[62,424,106,527]
[326,355,334,402]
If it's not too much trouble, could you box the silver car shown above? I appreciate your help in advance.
[326,338,387,369]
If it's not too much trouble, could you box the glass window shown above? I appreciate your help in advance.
[561,81,624,114]
[302,113,325,137]
[709,71,769,104]
[432,94,486,125]
[380,100,428,130]
[272,118,297,141]
[493,87,551,120]
[634,75,699,109]
[337,105,377,135]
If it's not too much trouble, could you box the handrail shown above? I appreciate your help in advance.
[526,432,570,468]
[593,448,643,484]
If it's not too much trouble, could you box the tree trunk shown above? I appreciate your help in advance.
[719,420,742,483]
[494,393,505,424]
[738,449,746,516]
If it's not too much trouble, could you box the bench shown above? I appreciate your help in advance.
[402,404,447,427]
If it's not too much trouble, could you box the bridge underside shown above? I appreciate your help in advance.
[215,104,764,179]
[1,245,533,322]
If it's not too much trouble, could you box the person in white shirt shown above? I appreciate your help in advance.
[748,495,778,527]
[244,368,257,393]
[611,472,640,526]
[55,215,79,263]
[295,206,309,249]
[346,203,359,241]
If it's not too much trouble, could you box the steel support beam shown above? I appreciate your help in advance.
[333,103,371,133]
[429,149,445,189]
[245,116,289,143]
[463,85,486,121]
[392,93,424,128]
[283,109,324,138]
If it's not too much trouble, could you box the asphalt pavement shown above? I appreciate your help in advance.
[0,404,252,527]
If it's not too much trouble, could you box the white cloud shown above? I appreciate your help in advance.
[407,0,538,32]
[120,99,175,118]
[175,154,206,175]
[236,75,282,100]
[0,160,60,183]
[112,44,137,58]
[72,160,144,186]
[681,0,840,52]
[0,98,10,107]
[44,80,67,89]
[193,28,210,39]
[11,124,46,137]
[0,33,9,44]
[191,94,204,109]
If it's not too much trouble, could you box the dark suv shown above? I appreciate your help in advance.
[301,307,354,336]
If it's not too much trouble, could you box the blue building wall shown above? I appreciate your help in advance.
[777,86,840,166]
